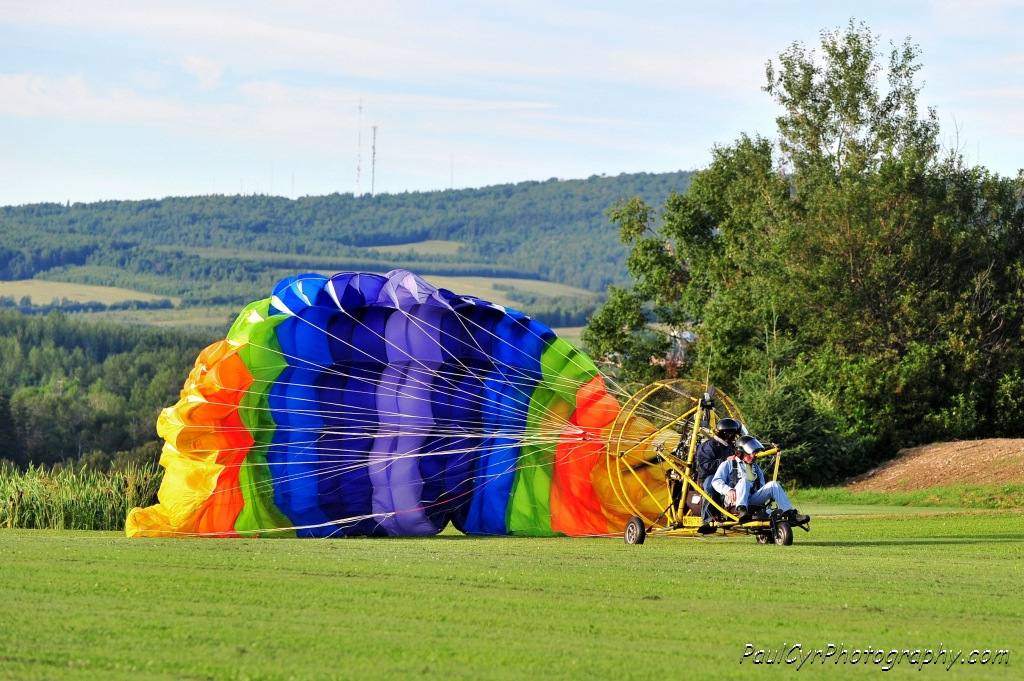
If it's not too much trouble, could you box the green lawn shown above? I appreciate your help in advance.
[1,512,1020,680]
[794,484,1024,510]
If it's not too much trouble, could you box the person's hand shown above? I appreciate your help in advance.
[726,489,737,505]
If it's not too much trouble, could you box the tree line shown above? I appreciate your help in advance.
[583,22,1024,485]
[0,310,216,470]
[0,172,692,296]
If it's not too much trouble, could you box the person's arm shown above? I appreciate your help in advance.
[711,461,732,497]
[695,443,711,478]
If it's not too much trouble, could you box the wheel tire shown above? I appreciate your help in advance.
[624,517,646,545]
[773,521,793,546]
[756,533,772,544]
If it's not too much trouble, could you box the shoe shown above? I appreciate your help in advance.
[697,523,717,535]
[789,510,810,525]
[736,506,751,523]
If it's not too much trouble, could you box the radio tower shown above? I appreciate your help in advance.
[371,125,377,196]
[355,100,362,197]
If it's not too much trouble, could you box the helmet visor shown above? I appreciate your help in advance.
[738,437,766,456]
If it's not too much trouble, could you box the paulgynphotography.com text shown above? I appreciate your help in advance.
[741,644,1009,671]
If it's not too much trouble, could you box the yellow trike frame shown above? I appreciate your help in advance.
[605,379,783,539]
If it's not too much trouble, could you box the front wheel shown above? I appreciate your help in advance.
[756,533,771,544]
[773,521,793,546]
[624,517,646,545]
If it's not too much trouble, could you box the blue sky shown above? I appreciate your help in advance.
[1,1,1022,205]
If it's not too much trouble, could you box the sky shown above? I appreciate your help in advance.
[1,1,1022,205]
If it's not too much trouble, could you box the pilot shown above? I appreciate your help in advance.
[694,418,743,532]
[710,435,809,525]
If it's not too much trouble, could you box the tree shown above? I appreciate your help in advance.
[583,21,1024,483]
[0,390,25,466]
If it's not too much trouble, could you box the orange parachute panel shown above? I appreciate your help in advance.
[550,376,620,536]
[127,340,256,538]
[591,413,677,532]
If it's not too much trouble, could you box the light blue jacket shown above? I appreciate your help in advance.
[711,458,765,496]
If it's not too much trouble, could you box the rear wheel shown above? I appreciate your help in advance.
[624,517,646,545]
[756,533,771,544]
[773,521,793,546]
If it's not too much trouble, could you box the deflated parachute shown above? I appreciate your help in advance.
[127,269,672,538]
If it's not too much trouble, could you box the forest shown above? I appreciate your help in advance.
[0,171,692,303]
[0,310,215,470]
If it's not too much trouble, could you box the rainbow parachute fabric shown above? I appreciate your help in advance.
[127,269,658,539]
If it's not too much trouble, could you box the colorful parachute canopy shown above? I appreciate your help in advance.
[127,269,668,538]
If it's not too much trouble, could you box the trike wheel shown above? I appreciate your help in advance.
[624,517,646,545]
[756,533,772,545]
[773,521,793,546]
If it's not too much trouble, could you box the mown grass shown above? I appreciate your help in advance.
[0,280,180,306]
[0,464,161,531]
[0,512,1020,680]
[794,484,1024,510]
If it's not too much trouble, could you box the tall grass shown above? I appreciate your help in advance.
[0,463,161,530]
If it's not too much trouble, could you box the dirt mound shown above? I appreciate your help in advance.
[846,439,1024,492]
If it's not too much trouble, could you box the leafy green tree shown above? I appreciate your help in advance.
[0,309,215,468]
[584,21,1024,483]
[0,390,24,466]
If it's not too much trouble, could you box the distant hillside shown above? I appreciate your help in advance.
[0,172,692,306]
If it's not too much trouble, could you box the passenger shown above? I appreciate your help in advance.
[710,435,809,525]
[694,418,743,533]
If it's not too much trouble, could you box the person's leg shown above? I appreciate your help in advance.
[734,476,751,509]
[701,477,717,523]
[748,481,793,511]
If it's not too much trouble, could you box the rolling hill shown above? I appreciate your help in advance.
[0,172,692,305]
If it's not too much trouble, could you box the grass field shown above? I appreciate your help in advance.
[0,280,179,306]
[365,240,464,256]
[1,511,1019,681]
[66,276,598,333]
[78,305,239,330]
[550,325,584,344]
[409,275,595,307]
[795,484,1024,510]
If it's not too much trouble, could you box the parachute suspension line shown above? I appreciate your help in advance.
[275,310,546,424]
[142,272,637,539]
[230,292,609,433]
[234,338,545,426]
[278,305,582,434]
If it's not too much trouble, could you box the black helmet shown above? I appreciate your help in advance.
[736,435,766,456]
[714,417,743,440]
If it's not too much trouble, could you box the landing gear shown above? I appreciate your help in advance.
[624,517,647,545]
[773,521,793,546]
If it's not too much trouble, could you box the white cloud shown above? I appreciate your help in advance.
[0,1,777,91]
[1,0,1023,203]
[181,56,223,90]
[0,71,574,155]
[0,73,196,127]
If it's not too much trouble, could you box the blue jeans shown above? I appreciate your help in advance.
[701,476,719,523]
[735,479,793,512]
